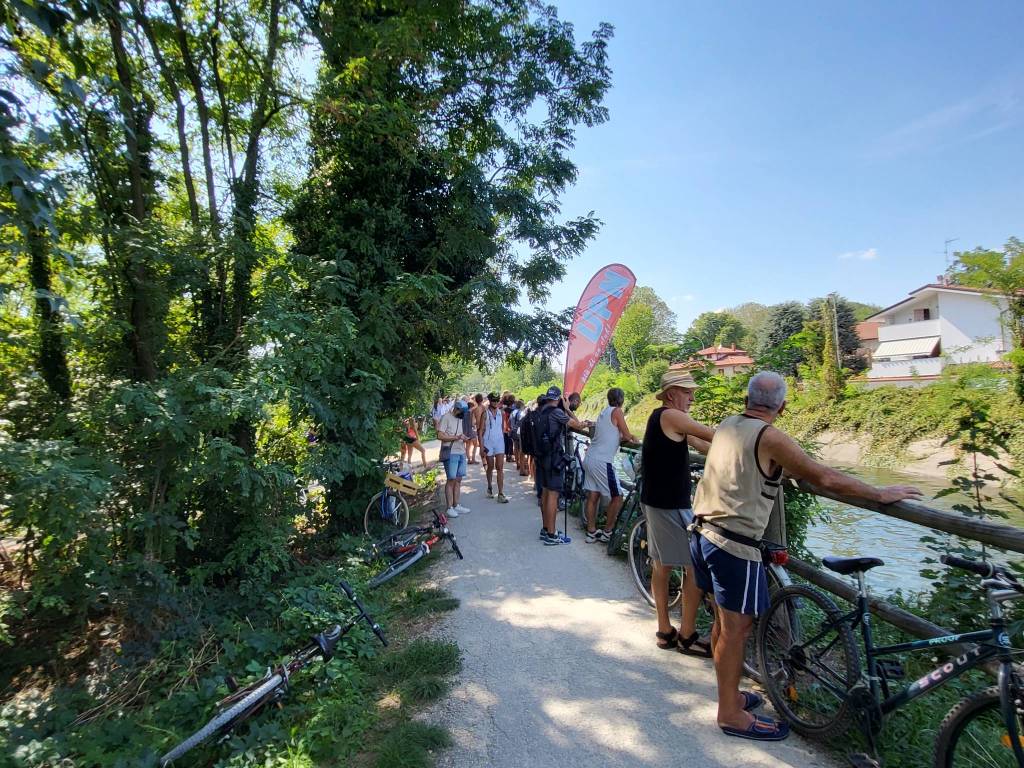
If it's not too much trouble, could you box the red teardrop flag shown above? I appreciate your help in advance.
[563,264,636,397]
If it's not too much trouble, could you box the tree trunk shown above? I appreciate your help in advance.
[28,227,72,401]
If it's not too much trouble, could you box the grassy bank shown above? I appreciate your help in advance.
[1,515,459,767]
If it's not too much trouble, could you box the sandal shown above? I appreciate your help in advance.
[655,627,679,650]
[720,714,790,741]
[740,690,764,711]
[677,631,713,658]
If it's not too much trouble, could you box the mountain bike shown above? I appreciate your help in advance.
[559,435,587,526]
[628,511,791,683]
[757,553,1024,767]
[366,509,463,589]
[363,460,416,538]
[159,580,387,766]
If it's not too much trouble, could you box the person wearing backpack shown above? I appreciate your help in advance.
[535,386,589,545]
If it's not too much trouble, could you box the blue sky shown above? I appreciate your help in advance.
[538,0,1024,333]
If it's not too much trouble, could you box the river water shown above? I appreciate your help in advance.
[803,465,1024,596]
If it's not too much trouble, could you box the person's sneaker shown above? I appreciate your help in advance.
[454,504,471,514]
[446,506,459,518]
[585,529,600,543]
[541,530,564,546]
[541,529,571,545]
[592,529,611,543]
[486,487,494,498]
[496,494,509,504]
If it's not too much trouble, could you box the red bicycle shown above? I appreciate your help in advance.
[366,510,463,589]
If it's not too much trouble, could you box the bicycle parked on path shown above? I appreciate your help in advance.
[757,553,1024,768]
[363,460,417,538]
[159,580,386,766]
[366,509,463,589]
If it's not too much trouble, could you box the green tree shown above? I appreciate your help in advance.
[684,310,747,351]
[287,0,612,528]
[948,238,1024,401]
[755,301,806,375]
[629,286,681,344]
[818,296,844,398]
[613,302,656,376]
[728,301,770,349]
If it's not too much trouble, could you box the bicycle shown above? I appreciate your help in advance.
[757,552,1024,767]
[628,511,792,683]
[366,509,463,589]
[363,460,416,538]
[605,458,643,556]
[159,580,387,766]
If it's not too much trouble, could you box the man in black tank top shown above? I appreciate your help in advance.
[639,370,716,656]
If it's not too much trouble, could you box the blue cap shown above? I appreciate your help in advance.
[541,385,562,402]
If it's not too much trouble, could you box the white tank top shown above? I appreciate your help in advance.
[586,406,620,465]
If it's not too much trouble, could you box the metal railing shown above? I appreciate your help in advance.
[568,424,1022,659]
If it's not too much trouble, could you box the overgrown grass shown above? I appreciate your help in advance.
[0,554,461,768]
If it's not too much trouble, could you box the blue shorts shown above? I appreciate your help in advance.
[444,453,467,480]
[690,533,769,616]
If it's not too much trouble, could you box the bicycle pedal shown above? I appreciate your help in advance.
[876,660,905,680]
[847,753,881,768]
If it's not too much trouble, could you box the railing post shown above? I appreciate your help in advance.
[764,484,787,547]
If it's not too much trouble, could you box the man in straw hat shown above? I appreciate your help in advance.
[640,368,716,657]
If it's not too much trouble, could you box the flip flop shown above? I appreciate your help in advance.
[740,691,764,711]
[720,714,790,741]
[677,631,712,658]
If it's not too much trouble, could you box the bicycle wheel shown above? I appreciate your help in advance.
[160,674,281,765]
[935,685,1024,768]
[367,544,426,589]
[757,583,860,740]
[366,526,421,560]
[363,489,410,539]
[627,518,683,610]
[607,495,638,555]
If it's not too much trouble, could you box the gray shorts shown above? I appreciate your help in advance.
[642,504,693,568]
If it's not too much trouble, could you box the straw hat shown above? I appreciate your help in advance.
[654,369,700,400]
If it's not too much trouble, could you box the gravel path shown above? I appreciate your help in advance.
[417,444,837,768]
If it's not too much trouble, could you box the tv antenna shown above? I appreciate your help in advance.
[944,238,959,267]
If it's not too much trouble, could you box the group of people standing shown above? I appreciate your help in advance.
[425,370,924,743]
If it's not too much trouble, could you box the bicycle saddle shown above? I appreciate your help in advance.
[822,555,884,575]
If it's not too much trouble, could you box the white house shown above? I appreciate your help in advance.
[863,280,1011,386]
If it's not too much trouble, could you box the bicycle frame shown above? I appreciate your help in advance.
[797,570,1024,763]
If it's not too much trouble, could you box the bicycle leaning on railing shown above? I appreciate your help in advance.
[757,552,1024,768]
[365,509,463,589]
[159,580,387,766]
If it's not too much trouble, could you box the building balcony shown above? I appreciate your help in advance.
[876,318,941,342]
[866,356,944,380]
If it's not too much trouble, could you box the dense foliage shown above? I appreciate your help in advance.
[0,1,612,763]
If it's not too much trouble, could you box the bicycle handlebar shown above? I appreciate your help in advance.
[339,579,389,647]
[941,554,996,578]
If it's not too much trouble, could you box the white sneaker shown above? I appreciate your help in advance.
[454,504,471,514]
[446,506,459,518]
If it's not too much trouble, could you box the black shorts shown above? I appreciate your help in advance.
[401,435,416,444]
[538,457,564,492]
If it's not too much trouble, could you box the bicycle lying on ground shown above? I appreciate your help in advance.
[159,580,387,766]
[363,460,417,538]
[627,509,792,683]
[366,509,463,589]
[757,553,1024,767]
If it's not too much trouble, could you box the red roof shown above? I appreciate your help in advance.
[713,354,754,367]
[855,321,881,341]
[696,344,748,357]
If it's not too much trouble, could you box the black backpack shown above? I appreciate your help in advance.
[532,407,562,459]
[520,409,536,456]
